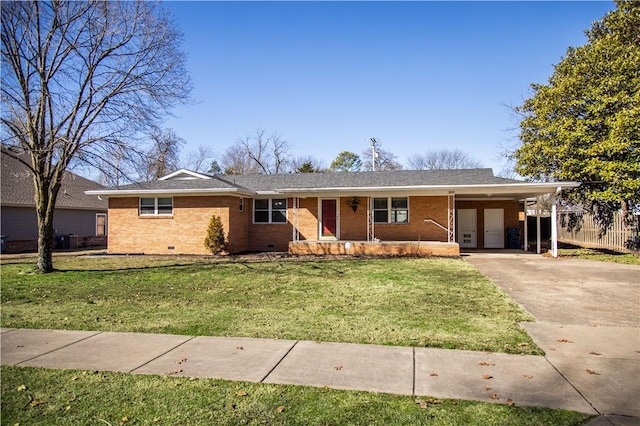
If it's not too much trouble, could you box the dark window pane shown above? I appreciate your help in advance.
[140,198,154,207]
[374,210,388,223]
[140,206,155,215]
[254,211,269,222]
[157,198,172,207]
[272,199,286,209]
[392,197,407,209]
[157,205,172,215]
[255,199,269,210]
[272,210,287,223]
[373,198,387,209]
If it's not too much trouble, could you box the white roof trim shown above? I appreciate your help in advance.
[158,169,212,180]
[275,182,580,195]
[85,188,255,197]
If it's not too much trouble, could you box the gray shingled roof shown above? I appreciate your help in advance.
[1,149,107,210]
[110,168,522,192]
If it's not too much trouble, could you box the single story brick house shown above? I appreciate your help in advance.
[85,168,578,256]
[1,149,108,253]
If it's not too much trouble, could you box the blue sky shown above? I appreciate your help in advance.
[163,1,615,174]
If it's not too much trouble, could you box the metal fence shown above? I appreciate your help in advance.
[557,211,640,253]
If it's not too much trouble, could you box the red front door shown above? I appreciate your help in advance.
[321,199,337,238]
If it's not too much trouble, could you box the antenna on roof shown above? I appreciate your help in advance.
[370,138,378,171]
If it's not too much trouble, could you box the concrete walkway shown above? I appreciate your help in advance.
[2,252,639,425]
[465,251,640,426]
[0,327,597,416]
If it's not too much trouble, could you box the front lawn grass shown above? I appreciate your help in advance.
[0,366,592,426]
[1,256,539,354]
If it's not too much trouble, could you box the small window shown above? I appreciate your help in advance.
[373,198,388,223]
[391,197,409,223]
[139,197,173,216]
[373,197,409,224]
[254,198,287,224]
[239,198,245,212]
[96,213,107,236]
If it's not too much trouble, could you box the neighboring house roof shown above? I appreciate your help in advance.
[1,149,107,210]
[86,168,580,201]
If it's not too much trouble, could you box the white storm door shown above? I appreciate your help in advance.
[457,209,477,248]
[484,208,504,248]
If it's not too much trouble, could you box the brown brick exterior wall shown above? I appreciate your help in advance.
[107,195,514,254]
[372,196,449,242]
[108,196,248,254]
[455,200,522,248]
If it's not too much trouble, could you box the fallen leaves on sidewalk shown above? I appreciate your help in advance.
[483,374,493,380]
[556,338,574,343]
[478,361,495,366]
[523,374,533,379]
[586,369,600,375]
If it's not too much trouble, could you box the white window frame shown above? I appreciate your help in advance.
[139,197,173,216]
[239,197,245,212]
[372,197,409,224]
[253,198,287,224]
[96,213,107,236]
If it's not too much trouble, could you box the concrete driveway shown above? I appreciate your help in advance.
[465,251,640,425]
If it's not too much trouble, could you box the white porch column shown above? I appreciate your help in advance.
[292,197,299,242]
[536,196,542,255]
[523,201,528,252]
[551,199,558,258]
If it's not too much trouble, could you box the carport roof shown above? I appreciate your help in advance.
[85,168,579,200]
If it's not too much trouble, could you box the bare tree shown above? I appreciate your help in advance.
[361,140,403,171]
[408,149,483,170]
[221,129,292,174]
[140,128,184,180]
[183,145,216,174]
[1,1,191,272]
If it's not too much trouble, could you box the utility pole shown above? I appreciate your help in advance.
[370,138,378,171]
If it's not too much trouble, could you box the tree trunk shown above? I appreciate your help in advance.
[36,204,55,272]
[34,176,58,273]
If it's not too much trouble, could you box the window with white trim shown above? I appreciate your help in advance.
[96,213,107,236]
[139,197,173,216]
[373,197,409,224]
[254,198,287,223]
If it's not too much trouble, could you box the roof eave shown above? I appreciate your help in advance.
[274,182,580,196]
[84,188,256,197]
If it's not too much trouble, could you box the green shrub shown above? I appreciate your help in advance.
[204,215,227,255]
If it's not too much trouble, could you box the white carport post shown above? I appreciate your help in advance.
[536,196,542,255]
[551,200,558,258]
[523,201,528,251]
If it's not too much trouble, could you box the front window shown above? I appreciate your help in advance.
[254,198,287,223]
[140,197,173,216]
[96,213,107,236]
[373,197,409,224]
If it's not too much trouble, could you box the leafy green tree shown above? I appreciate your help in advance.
[204,215,227,255]
[512,0,639,230]
[329,151,362,172]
